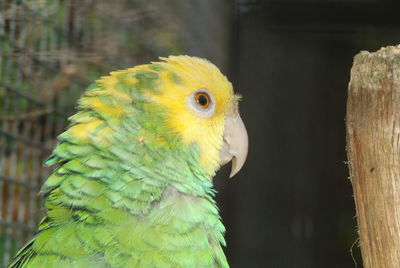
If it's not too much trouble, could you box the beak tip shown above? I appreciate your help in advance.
[229,156,245,178]
[220,110,248,179]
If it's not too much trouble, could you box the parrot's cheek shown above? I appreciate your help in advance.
[220,110,248,178]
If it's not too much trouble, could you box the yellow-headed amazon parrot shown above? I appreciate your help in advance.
[8,56,248,268]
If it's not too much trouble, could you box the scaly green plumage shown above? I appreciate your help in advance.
[9,56,231,268]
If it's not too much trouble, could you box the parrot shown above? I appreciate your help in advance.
[8,55,248,268]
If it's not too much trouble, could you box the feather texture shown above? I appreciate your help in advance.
[9,56,236,268]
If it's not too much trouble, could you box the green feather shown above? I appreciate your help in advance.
[8,59,229,268]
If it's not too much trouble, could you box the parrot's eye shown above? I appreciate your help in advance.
[188,89,215,117]
[195,92,210,108]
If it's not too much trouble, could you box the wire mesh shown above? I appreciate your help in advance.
[0,0,192,265]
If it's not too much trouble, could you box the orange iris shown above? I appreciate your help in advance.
[195,92,210,108]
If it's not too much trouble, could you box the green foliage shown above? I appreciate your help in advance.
[0,232,18,265]
[0,0,185,119]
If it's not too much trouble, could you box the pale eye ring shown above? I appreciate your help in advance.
[188,89,215,117]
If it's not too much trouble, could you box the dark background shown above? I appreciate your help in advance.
[215,1,400,267]
[2,0,400,267]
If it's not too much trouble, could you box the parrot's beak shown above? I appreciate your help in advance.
[220,109,248,178]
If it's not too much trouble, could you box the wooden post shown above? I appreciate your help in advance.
[347,45,400,267]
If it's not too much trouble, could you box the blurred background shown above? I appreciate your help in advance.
[1,0,400,267]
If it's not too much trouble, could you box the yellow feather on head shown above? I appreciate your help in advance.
[145,56,238,175]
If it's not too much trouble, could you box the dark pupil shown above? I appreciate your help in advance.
[198,94,208,106]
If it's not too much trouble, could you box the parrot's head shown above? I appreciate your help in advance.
[143,56,248,178]
[65,56,247,183]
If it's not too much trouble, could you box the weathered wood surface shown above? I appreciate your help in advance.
[347,45,400,268]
